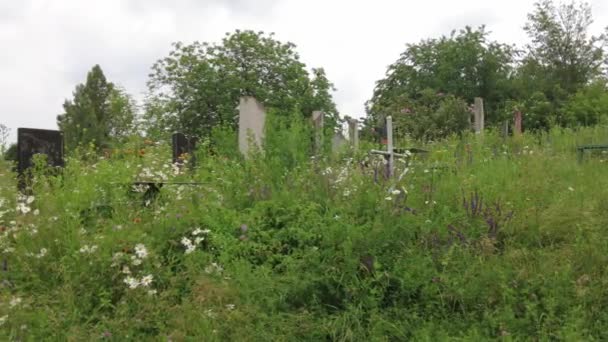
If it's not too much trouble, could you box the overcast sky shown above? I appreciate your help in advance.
[1,0,607,142]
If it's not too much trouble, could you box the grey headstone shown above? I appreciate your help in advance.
[238,96,266,156]
[332,131,348,152]
[474,97,484,134]
[346,116,359,150]
[312,111,324,153]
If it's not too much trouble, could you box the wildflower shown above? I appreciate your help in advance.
[391,189,401,195]
[205,262,224,274]
[33,209,40,216]
[181,237,196,254]
[192,228,203,236]
[140,274,153,287]
[226,304,236,310]
[568,187,575,192]
[131,256,142,266]
[124,276,139,289]
[384,197,392,201]
[9,297,22,308]
[0,315,6,326]
[122,266,131,275]
[26,196,35,204]
[194,237,204,245]
[147,290,157,296]
[134,244,148,259]
[36,248,47,258]
[16,203,30,214]
[79,245,98,254]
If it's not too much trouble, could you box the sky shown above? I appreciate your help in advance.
[1,0,607,143]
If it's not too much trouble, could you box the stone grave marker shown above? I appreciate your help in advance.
[238,96,266,156]
[332,131,348,152]
[312,111,324,154]
[514,111,522,135]
[345,116,359,150]
[172,132,197,165]
[17,128,64,190]
[473,97,485,134]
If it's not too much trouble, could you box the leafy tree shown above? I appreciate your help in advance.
[57,65,136,151]
[3,143,17,162]
[366,26,515,131]
[562,80,608,126]
[145,30,339,139]
[370,89,471,141]
[521,0,607,97]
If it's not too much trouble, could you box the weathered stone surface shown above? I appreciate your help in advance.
[238,96,266,156]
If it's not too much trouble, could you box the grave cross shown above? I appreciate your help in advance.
[369,116,428,178]
[369,116,409,177]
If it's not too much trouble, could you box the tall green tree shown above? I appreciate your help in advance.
[145,30,339,139]
[57,65,136,150]
[520,0,607,97]
[510,0,608,130]
[366,26,515,133]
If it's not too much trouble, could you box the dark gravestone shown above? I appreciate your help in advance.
[172,133,197,165]
[17,128,64,181]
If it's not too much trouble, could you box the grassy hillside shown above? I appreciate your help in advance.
[1,125,608,340]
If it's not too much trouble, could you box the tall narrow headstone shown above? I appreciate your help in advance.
[474,97,485,134]
[17,128,64,189]
[386,116,394,178]
[346,116,359,150]
[514,111,522,135]
[238,96,266,156]
[172,132,197,165]
[332,131,348,152]
[312,111,324,154]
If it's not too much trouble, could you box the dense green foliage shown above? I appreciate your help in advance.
[2,120,608,339]
[144,30,339,140]
[2,1,608,340]
[367,0,608,139]
[57,65,137,151]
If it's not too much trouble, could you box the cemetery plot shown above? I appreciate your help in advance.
[17,128,64,175]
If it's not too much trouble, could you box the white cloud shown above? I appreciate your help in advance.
[1,0,607,143]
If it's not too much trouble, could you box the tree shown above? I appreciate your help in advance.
[366,26,515,131]
[57,65,136,151]
[145,30,339,139]
[520,0,607,98]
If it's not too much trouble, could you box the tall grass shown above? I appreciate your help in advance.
[0,124,608,340]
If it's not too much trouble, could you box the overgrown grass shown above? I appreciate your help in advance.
[1,122,608,340]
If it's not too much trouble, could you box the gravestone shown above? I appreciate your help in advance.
[345,116,359,150]
[17,128,64,190]
[172,132,197,165]
[238,96,266,156]
[473,97,485,134]
[312,111,324,154]
[332,131,348,152]
[17,128,64,174]
[514,111,522,135]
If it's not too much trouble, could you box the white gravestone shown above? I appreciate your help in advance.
[238,96,266,156]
